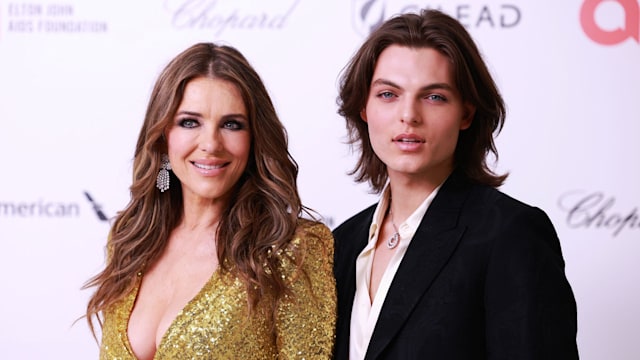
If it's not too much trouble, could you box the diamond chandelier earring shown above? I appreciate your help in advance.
[156,154,172,192]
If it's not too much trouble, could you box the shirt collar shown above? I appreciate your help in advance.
[368,185,392,241]
[367,179,446,242]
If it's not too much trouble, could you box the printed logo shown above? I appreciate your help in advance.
[4,2,108,35]
[351,1,522,36]
[0,191,111,222]
[580,0,640,45]
[352,0,386,37]
[164,0,300,35]
[0,198,80,218]
[84,191,109,221]
[558,190,639,237]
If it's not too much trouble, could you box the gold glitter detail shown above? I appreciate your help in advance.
[99,220,336,359]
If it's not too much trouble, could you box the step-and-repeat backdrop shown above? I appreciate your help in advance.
[0,0,638,358]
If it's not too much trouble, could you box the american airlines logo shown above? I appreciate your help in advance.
[0,191,110,222]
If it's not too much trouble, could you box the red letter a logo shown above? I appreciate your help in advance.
[580,0,639,44]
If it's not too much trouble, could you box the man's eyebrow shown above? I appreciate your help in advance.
[371,78,401,89]
[371,78,455,92]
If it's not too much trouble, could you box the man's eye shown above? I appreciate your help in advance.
[427,94,446,102]
[378,91,395,99]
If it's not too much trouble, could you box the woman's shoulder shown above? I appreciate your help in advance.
[289,218,334,261]
[294,218,332,244]
[270,218,334,285]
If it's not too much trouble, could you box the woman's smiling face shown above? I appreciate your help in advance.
[166,76,251,206]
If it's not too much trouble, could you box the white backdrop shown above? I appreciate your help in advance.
[0,0,638,358]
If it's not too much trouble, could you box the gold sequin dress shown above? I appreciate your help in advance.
[99,220,336,359]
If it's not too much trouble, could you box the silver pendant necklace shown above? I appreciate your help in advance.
[387,206,400,249]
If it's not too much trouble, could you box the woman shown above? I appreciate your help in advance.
[84,43,335,359]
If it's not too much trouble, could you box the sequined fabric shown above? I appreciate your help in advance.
[99,220,336,359]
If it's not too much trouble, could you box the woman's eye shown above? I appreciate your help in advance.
[178,118,199,128]
[223,119,245,130]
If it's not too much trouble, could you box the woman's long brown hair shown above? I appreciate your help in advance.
[84,43,307,337]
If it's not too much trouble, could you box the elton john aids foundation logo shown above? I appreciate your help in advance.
[580,0,640,44]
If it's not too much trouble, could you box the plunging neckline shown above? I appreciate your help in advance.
[123,268,221,360]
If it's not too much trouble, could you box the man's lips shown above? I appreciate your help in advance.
[392,134,426,143]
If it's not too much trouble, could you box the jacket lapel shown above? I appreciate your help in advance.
[365,173,471,359]
[334,206,375,359]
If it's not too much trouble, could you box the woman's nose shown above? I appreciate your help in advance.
[199,126,222,153]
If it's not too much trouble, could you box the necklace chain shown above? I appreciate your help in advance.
[387,207,400,249]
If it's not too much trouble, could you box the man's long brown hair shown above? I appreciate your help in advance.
[338,9,508,192]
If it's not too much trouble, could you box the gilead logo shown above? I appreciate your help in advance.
[580,0,640,44]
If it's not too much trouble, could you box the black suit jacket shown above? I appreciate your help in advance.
[333,172,578,359]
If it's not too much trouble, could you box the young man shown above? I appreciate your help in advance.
[333,9,578,359]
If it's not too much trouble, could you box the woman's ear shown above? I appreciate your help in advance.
[460,103,475,130]
[360,109,368,122]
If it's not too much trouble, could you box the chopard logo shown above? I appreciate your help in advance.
[164,0,300,35]
[558,191,639,237]
[580,0,640,45]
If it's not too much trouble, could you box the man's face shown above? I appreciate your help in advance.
[362,45,474,187]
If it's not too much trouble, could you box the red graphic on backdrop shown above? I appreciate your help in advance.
[580,0,640,44]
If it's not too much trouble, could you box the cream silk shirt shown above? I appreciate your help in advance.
[349,183,442,360]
